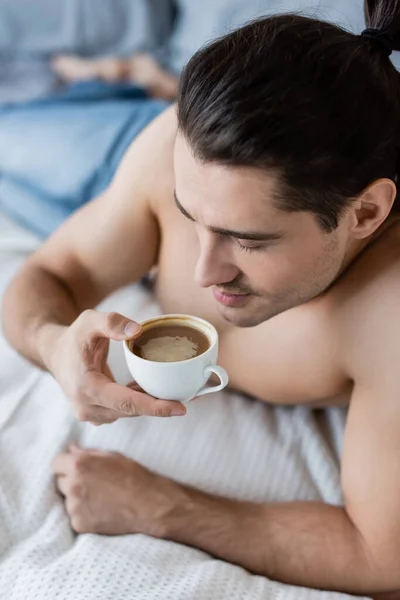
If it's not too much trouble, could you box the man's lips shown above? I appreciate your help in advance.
[213,288,252,307]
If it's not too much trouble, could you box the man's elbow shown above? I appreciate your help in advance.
[352,521,400,595]
[367,547,400,595]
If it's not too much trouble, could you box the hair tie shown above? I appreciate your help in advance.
[361,28,394,56]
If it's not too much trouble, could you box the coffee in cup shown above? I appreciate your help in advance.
[130,323,209,362]
[123,314,229,403]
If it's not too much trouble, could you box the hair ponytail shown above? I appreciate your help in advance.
[364,0,400,50]
[363,1,400,194]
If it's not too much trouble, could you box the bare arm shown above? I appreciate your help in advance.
[52,382,400,595]
[151,297,400,595]
[156,385,399,596]
[2,186,157,370]
[163,491,379,593]
[2,107,184,422]
[2,106,175,370]
[54,377,398,595]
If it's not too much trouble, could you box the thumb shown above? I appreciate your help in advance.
[103,312,142,340]
[80,310,142,341]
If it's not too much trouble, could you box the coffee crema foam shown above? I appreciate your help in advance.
[139,335,198,362]
[131,323,210,362]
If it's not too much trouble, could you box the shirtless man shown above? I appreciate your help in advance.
[3,1,400,596]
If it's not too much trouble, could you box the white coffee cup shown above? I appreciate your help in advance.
[123,314,229,403]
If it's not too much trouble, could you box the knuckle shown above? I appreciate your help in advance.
[116,396,137,416]
[81,308,95,321]
[70,515,88,534]
[80,338,100,362]
[104,311,119,332]
[74,406,91,422]
[75,380,89,400]
[77,309,94,327]
[154,404,167,418]
[72,454,90,472]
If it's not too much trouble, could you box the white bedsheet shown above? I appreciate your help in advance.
[0,212,369,600]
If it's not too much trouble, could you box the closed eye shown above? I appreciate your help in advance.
[235,239,267,253]
[174,190,283,243]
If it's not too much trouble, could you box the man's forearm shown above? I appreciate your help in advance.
[160,485,390,596]
[2,264,78,369]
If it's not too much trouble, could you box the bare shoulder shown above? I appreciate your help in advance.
[333,221,400,380]
[27,105,178,306]
[339,225,400,571]
[113,104,177,210]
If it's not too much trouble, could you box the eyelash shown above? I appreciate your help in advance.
[235,240,265,253]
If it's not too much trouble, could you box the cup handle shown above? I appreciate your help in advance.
[194,365,229,398]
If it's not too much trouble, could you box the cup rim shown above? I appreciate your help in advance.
[123,313,217,366]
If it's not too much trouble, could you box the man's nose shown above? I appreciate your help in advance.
[194,231,238,288]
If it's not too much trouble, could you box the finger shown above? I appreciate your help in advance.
[126,381,145,393]
[68,444,105,455]
[104,363,115,382]
[77,309,142,342]
[55,475,69,496]
[69,445,116,459]
[83,405,122,424]
[87,371,186,417]
[68,443,83,453]
[88,418,121,427]
[52,453,75,475]
[72,402,121,425]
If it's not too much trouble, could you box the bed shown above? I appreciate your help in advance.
[0,211,369,600]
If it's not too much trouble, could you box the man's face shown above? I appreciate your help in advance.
[173,134,350,327]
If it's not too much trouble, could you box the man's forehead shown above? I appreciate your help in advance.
[173,139,319,238]
[174,133,279,215]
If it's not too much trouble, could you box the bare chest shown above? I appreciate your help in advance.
[153,214,349,405]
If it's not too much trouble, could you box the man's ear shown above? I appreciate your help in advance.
[349,178,397,239]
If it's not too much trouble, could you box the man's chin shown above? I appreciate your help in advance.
[216,303,267,328]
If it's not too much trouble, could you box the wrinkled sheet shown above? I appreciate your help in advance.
[0,212,368,600]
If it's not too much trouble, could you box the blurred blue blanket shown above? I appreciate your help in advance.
[1,1,393,238]
[0,83,167,236]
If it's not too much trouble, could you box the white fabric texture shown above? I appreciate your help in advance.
[0,212,369,600]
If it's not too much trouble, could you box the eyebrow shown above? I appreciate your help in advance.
[173,190,283,242]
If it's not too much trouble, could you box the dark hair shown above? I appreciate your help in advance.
[177,1,400,231]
